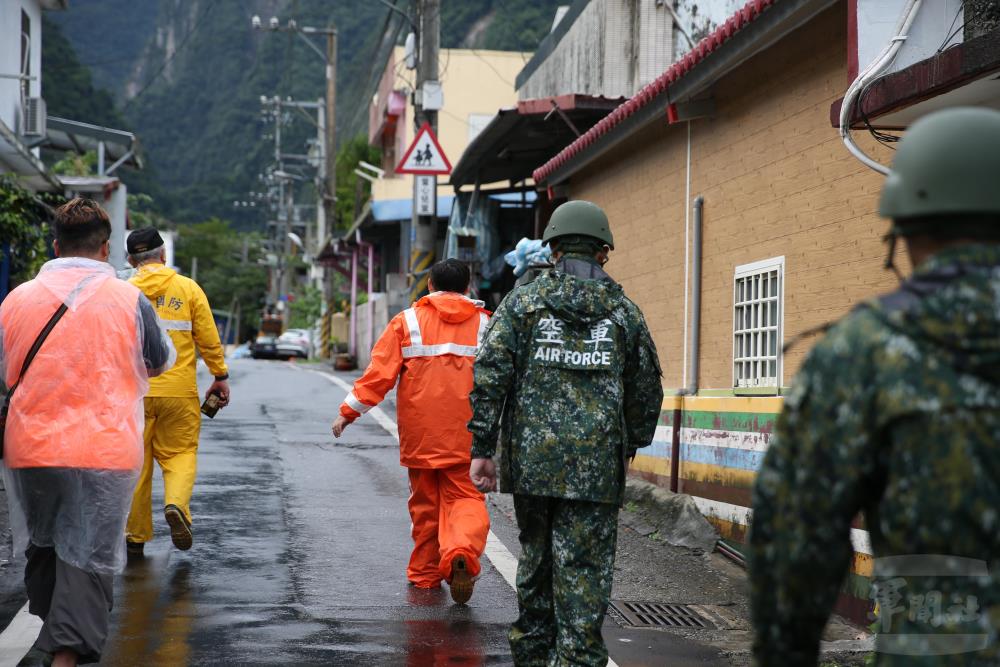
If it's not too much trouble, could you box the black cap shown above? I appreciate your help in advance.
[126,228,164,254]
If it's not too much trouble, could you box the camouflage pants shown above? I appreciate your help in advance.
[509,494,618,667]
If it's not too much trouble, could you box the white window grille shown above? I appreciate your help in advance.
[733,256,784,389]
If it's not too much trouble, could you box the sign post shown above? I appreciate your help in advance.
[415,175,436,216]
[397,122,451,300]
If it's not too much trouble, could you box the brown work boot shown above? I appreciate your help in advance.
[164,504,193,551]
[449,555,474,605]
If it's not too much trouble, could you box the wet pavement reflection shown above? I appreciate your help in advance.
[95,360,515,665]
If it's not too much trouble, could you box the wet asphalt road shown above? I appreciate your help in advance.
[0,358,732,665]
[99,359,517,666]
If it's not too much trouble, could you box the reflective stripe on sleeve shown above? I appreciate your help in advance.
[403,308,422,346]
[402,343,479,359]
[477,312,488,347]
[161,319,193,331]
[344,391,373,414]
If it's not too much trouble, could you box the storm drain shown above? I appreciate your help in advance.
[609,601,711,629]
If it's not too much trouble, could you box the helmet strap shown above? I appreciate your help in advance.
[882,231,906,284]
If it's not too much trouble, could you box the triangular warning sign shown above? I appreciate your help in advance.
[395,122,452,175]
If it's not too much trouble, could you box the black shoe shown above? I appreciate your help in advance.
[164,504,193,551]
[126,540,145,558]
[17,647,53,666]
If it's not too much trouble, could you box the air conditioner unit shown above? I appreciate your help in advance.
[22,97,46,137]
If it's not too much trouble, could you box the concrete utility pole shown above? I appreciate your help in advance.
[252,15,337,296]
[409,0,440,300]
[324,28,337,240]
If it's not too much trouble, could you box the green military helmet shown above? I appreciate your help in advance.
[879,107,1000,231]
[542,200,614,249]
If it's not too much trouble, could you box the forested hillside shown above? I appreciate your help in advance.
[45,0,565,226]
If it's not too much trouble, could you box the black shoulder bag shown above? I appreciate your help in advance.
[0,303,70,458]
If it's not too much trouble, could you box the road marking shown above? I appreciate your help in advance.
[0,603,41,663]
[307,367,621,667]
[0,365,619,665]
[312,371,400,441]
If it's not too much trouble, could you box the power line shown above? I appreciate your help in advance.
[469,48,515,88]
[346,0,407,138]
[122,0,217,112]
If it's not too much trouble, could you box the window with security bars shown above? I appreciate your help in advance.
[733,257,784,389]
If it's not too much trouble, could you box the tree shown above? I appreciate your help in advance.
[335,135,382,229]
[172,218,269,338]
[288,285,324,329]
[0,176,60,290]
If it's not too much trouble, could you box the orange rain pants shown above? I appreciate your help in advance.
[407,463,490,588]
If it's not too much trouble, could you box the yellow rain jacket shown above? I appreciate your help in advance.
[130,263,228,397]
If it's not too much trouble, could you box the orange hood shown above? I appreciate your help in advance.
[415,292,489,323]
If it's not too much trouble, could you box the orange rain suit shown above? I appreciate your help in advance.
[339,291,490,588]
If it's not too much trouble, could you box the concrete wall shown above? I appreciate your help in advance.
[370,47,528,203]
[354,292,390,370]
[567,4,899,392]
[0,1,43,133]
[560,5,892,619]
[519,0,673,101]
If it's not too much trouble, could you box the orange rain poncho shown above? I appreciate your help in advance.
[0,258,174,573]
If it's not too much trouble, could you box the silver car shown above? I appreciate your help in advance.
[276,329,312,359]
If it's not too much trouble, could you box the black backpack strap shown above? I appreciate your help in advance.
[2,302,69,410]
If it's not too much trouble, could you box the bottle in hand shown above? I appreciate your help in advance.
[201,392,222,419]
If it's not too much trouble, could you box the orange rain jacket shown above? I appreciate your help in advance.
[340,292,490,468]
[0,259,172,470]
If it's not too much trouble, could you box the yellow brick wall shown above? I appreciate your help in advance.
[566,4,909,390]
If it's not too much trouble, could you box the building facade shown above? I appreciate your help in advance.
[532,0,1000,621]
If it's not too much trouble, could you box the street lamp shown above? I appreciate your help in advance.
[251,15,337,257]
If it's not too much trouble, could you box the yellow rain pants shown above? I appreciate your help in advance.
[126,397,201,543]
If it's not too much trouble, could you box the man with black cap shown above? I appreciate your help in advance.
[124,227,231,556]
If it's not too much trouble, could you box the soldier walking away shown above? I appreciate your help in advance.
[468,200,663,667]
[332,259,491,604]
[0,199,174,666]
[125,228,231,556]
[749,107,1000,666]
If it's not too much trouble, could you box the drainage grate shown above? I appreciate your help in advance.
[609,601,710,629]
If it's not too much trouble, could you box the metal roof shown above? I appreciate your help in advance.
[450,94,622,188]
[533,0,837,185]
[0,118,61,191]
[371,195,454,223]
[41,116,144,171]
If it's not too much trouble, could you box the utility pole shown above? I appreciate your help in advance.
[408,0,440,300]
[251,15,337,299]
[324,28,337,241]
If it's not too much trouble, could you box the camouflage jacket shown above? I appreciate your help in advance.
[468,254,663,506]
[749,244,1000,666]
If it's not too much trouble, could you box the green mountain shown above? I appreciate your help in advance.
[45,0,565,227]
[41,16,128,129]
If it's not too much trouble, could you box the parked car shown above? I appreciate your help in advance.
[276,329,311,359]
[251,334,279,359]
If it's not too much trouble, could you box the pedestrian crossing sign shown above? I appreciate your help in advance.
[395,122,452,175]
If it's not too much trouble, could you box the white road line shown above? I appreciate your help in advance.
[312,370,399,441]
[0,603,41,663]
[308,367,621,667]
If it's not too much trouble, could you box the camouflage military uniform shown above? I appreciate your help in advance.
[749,244,1000,666]
[469,253,662,666]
